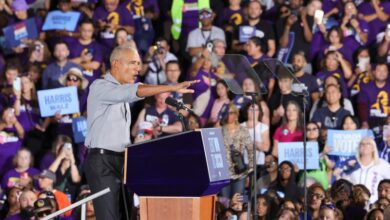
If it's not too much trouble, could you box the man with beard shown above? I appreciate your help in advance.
[14,189,37,219]
[358,62,390,129]
[232,0,275,57]
[291,52,320,104]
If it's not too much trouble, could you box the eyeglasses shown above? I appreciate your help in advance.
[279,167,292,173]
[228,111,237,115]
[66,76,80,82]
[310,193,325,200]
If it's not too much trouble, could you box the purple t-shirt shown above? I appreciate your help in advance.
[92,5,135,50]
[68,40,103,84]
[4,214,23,220]
[1,167,40,190]
[319,44,354,66]
[190,69,218,119]
[217,7,245,28]
[122,0,160,18]
[0,142,22,181]
[343,18,370,52]
[322,0,343,16]
[358,2,390,44]
[181,0,201,37]
[358,80,390,126]
[316,69,349,97]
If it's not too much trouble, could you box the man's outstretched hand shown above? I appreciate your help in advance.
[176,80,200,94]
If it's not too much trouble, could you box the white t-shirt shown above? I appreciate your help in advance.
[241,122,269,165]
[186,26,226,51]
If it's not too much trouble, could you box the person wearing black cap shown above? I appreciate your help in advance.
[33,198,53,220]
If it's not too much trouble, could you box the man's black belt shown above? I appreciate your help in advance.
[89,148,124,157]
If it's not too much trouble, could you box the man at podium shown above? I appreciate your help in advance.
[84,45,198,220]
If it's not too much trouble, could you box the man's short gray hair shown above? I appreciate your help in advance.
[109,44,137,64]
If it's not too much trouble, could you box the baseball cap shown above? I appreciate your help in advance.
[36,169,56,183]
[12,0,29,11]
[199,7,212,14]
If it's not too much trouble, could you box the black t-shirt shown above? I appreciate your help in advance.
[312,107,351,129]
[275,15,314,62]
[234,20,276,53]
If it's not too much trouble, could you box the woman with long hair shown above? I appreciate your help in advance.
[241,102,270,175]
[209,80,231,125]
[272,101,303,157]
[270,161,301,202]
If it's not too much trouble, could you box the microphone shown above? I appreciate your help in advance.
[165,96,195,115]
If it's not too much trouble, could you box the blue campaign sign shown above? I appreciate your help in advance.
[278,142,319,170]
[42,10,80,32]
[37,87,80,117]
[72,116,88,143]
[327,129,374,156]
[2,18,38,48]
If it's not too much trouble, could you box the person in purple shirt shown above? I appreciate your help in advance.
[41,41,80,89]
[7,0,44,64]
[217,0,244,50]
[40,135,72,171]
[316,50,352,97]
[322,0,344,19]
[123,0,160,20]
[319,27,354,66]
[358,62,390,129]
[12,76,43,135]
[340,2,369,52]
[357,0,390,45]
[1,148,40,192]
[190,55,218,126]
[69,19,103,85]
[46,0,82,47]
[92,0,135,51]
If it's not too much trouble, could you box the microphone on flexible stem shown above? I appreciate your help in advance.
[165,96,195,115]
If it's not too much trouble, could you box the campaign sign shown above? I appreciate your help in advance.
[72,116,88,143]
[327,129,374,156]
[42,10,80,32]
[37,87,79,117]
[278,142,319,170]
[2,18,38,48]
[239,26,256,43]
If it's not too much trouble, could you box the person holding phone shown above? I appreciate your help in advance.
[48,142,81,202]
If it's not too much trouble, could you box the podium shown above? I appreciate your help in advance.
[124,128,230,220]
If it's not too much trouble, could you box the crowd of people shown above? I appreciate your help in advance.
[0,0,390,219]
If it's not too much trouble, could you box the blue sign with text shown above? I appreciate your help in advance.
[278,142,319,170]
[37,87,79,117]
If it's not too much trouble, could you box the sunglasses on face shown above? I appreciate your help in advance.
[199,13,212,19]
[67,76,80,82]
